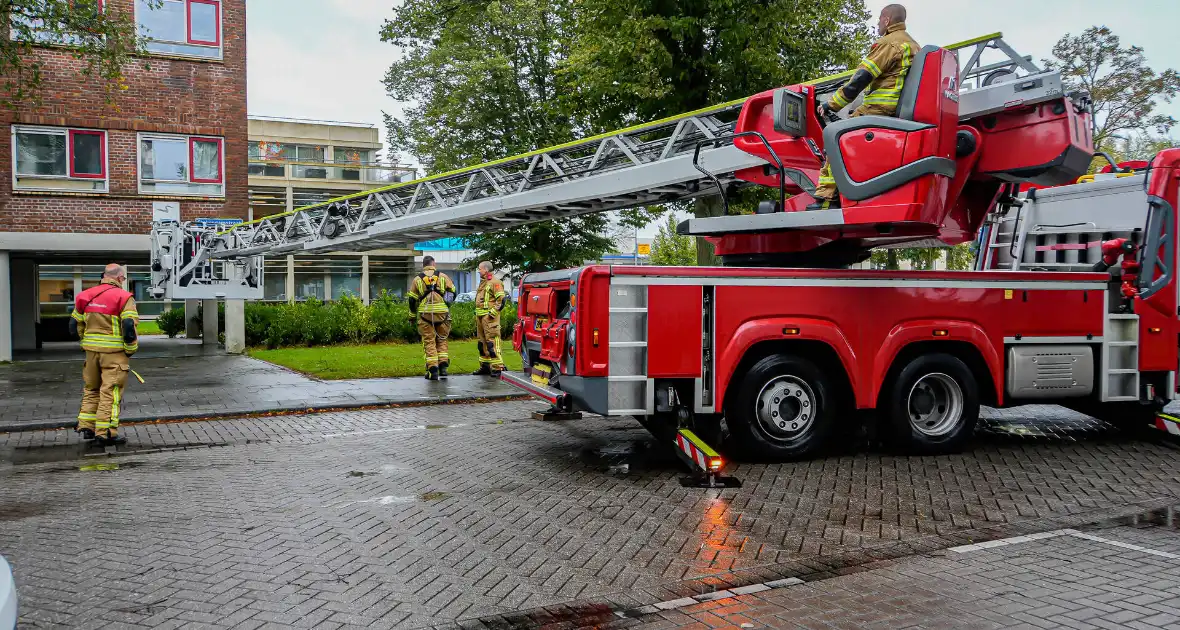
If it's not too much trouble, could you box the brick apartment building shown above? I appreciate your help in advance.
[0,0,247,360]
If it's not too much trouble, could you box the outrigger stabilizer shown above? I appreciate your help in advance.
[675,429,741,488]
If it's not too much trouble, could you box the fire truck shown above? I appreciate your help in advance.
[498,40,1179,462]
[147,34,1177,468]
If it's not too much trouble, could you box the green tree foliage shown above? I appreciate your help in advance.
[380,0,613,277]
[1045,26,1180,152]
[650,214,695,266]
[562,0,871,264]
[869,244,974,271]
[2,0,154,109]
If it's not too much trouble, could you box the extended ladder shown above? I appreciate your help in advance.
[150,33,1060,299]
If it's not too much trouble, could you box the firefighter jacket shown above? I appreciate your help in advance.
[71,279,139,355]
[407,266,457,322]
[475,276,507,317]
[827,22,919,115]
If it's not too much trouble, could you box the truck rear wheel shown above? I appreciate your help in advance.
[726,354,836,461]
[884,353,979,454]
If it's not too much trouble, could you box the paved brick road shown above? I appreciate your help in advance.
[0,337,519,432]
[630,516,1180,630]
[1,401,1178,629]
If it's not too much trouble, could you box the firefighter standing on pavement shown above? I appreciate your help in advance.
[407,256,457,381]
[473,261,507,377]
[71,264,139,446]
[811,3,918,210]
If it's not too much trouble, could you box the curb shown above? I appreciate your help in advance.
[0,393,530,434]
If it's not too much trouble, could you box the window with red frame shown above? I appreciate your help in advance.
[139,133,224,197]
[136,0,222,59]
[12,125,108,193]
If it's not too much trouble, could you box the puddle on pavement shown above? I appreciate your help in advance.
[420,491,448,501]
[1101,505,1180,530]
[4,442,223,467]
[577,439,681,474]
[975,416,1119,443]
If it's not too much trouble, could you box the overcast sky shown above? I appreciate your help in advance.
[246,0,1180,235]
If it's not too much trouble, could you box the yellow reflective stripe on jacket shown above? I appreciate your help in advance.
[860,58,883,77]
[123,342,139,354]
[830,90,851,110]
[71,310,85,322]
[120,310,138,319]
[864,43,914,107]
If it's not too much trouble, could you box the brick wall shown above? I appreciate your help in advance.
[0,0,248,236]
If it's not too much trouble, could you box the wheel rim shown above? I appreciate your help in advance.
[754,375,817,443]
[907,373,964,437]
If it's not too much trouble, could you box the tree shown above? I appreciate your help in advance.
[562,0,871,264]
[2,0,152,109]
[1045,27,1180,149]
[649,214,695,266]
[380,0,614,277]
[944,243,974,271]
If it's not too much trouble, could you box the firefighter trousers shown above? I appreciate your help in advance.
[475,313,504,370]
[418,317,451,369]
[78,351,130,438]
[813,104,897,202]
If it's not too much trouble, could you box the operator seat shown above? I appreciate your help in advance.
[821,45,959,203]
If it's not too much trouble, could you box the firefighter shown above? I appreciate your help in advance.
[810,3,919,210]
[407,256,457,381]
[472,261,507,377]
[71,264,139,446]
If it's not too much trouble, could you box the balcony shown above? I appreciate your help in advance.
[248,159,416,186]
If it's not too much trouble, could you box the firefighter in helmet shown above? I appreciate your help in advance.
[811,3,919,210]
[71,263,139,446]
[472,261,507,377]
[407,256,457,380]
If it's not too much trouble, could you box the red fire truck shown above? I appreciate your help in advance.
[501,42,1179,462]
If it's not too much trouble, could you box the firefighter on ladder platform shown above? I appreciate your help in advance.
[407,256,457,381]
[70,264,139,446]
[811,3,918,210]
[473,261,507,377]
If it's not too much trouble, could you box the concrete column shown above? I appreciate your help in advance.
[185,299,201,338]
[286,255,295,303]
[224,299,245,354]
[201,298,218,346]
[361,255,370,304]
[11,259,38,351]
[323,271,332,301]
[72,266,83,297]
[286,186,294,212]
[0,252,11,362]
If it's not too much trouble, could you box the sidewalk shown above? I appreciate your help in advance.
[0,337,521,432]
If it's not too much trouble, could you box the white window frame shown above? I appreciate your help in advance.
[9,0,106,48]
[11,124,109,193]
[137,132,225,197]
[134,0,223,61]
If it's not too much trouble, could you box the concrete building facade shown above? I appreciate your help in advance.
[246,116,418,304]
[1,0,248,360]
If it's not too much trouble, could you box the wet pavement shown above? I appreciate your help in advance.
[0,338,521,432]
[1,400,1178,628]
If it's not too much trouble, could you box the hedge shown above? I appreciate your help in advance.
[157,293,517,349]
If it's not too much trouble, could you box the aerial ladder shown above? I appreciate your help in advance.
[149,33,1073,298]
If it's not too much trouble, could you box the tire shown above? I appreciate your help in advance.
[884,353,979,454]
[725,354,837,461]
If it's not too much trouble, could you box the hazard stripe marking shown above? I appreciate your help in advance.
[616,577,804,618]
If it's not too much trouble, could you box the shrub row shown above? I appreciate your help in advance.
[156,293,517,349]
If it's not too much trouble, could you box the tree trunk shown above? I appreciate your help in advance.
[693,196,724,266]
[886,250,899,270]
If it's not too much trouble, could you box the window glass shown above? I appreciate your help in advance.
[136,0,185,43]
[71,133,104,176]
[15,132,67,176]
[192,139,221,181]
[189,1,218,43]
[141,137,188,181]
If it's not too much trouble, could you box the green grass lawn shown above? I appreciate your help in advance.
[138,320,162,335]
[249,339,522,379]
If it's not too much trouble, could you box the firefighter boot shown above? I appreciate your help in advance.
[438,362,449,379]
[426,366,440,381]
[805,197,841,211]
[94,434,127,447]
[489,366,503,378]
[76,428,96,440]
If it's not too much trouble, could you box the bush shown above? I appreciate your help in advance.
[242,294,518,349]
[157,308,186,338]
